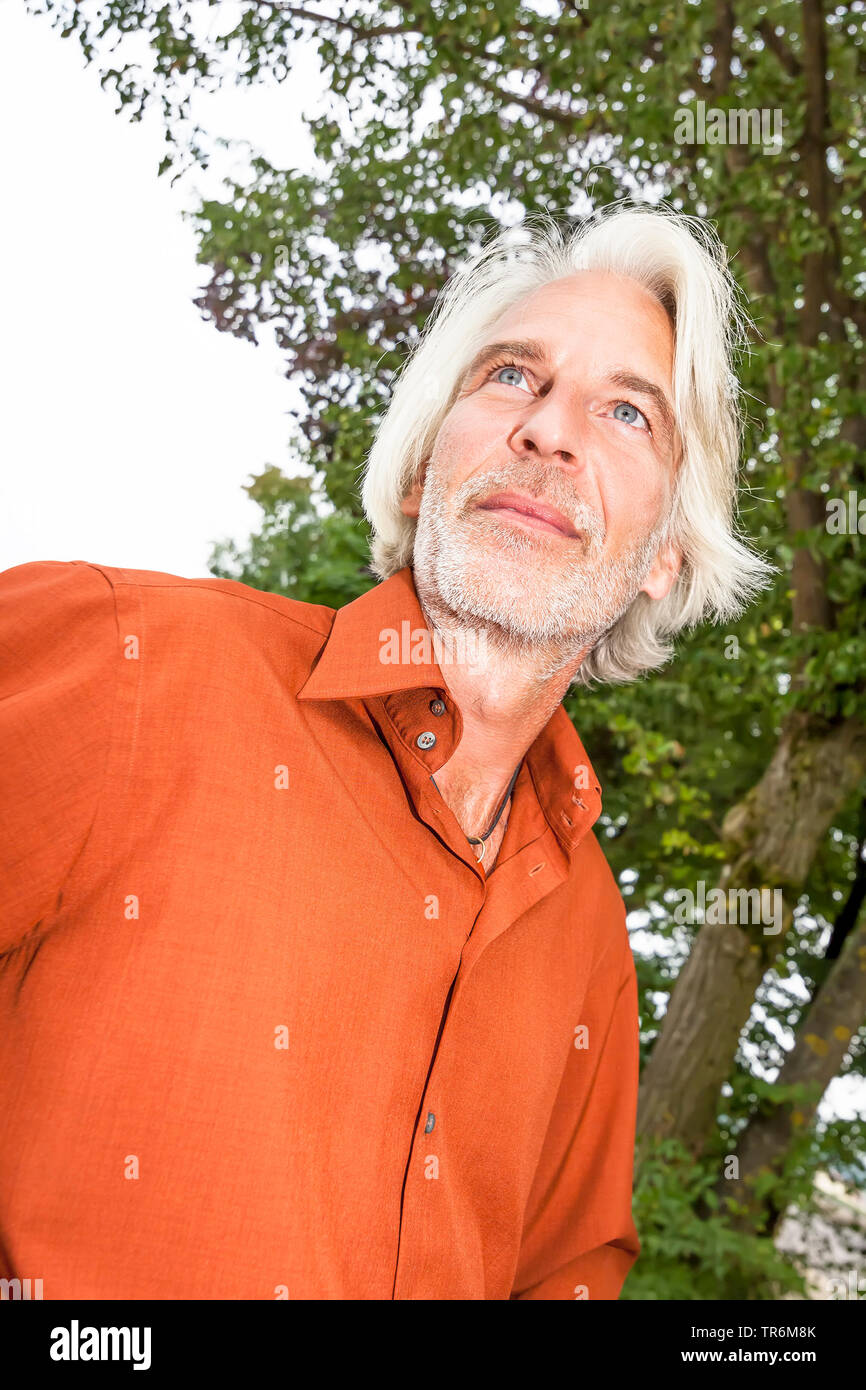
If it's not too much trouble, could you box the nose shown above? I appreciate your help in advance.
[507,387,584,469]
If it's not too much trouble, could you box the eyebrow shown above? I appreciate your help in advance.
[460,340,677,447]
[460,339,550,387]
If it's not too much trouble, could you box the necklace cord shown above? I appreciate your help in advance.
[467,761,522,844]
[429,762,523,853]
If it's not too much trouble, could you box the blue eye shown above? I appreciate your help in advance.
[612,401,649,430]
[494,364,530,389]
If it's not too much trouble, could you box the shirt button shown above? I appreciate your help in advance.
[425,1112,436,1133]
[417,731,437,750]
[429,698,446,716]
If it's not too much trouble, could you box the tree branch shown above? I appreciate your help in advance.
[824,803,866,963]
[249,1,421,40]
[755,18,801,77]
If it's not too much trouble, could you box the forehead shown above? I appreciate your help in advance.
[488,270,674,378]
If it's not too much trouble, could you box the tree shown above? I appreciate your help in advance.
[32,0,866,1294]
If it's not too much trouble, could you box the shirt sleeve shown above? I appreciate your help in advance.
[0,560,119,956]
[509,920,641,1300]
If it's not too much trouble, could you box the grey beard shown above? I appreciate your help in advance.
[411,457,666,670]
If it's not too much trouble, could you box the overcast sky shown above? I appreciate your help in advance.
[0,3,323,577]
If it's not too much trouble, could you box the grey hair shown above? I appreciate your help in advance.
[360,200,774,685]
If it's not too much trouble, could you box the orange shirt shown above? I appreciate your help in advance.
[0,558,640,1300]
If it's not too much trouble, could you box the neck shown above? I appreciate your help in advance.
[415,583,590,837]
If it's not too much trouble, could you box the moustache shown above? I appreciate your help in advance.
[457,464,605,543]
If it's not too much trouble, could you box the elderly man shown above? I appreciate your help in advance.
[0,203,768,1300]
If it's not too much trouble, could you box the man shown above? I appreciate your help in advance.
[0,203,769,1300]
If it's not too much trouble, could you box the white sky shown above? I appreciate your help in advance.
[0,3,323,577]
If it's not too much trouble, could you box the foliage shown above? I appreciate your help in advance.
[623,1138,806,1300]
[209,466,373,610]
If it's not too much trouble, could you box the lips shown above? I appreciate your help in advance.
[474,490,580,538]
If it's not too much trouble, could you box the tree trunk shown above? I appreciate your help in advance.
[636,712,866,1162]
[720,910,866,1231]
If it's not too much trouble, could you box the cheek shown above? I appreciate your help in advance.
[597,444,670,536]
[431,406,497,481]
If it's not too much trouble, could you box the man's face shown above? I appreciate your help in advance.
[402,270,682,657]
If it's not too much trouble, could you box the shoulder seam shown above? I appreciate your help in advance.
[74,563,334,642]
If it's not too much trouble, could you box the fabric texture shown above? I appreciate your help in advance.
[0,558,641,1300]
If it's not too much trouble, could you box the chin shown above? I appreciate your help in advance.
[434,546,579,642]
[415,513,603,642]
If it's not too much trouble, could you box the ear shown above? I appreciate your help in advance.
[639,540,682,601]
[399,462,429,519]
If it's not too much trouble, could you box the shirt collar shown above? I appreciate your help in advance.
[296,566,604,855]
[296,567,444,701]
